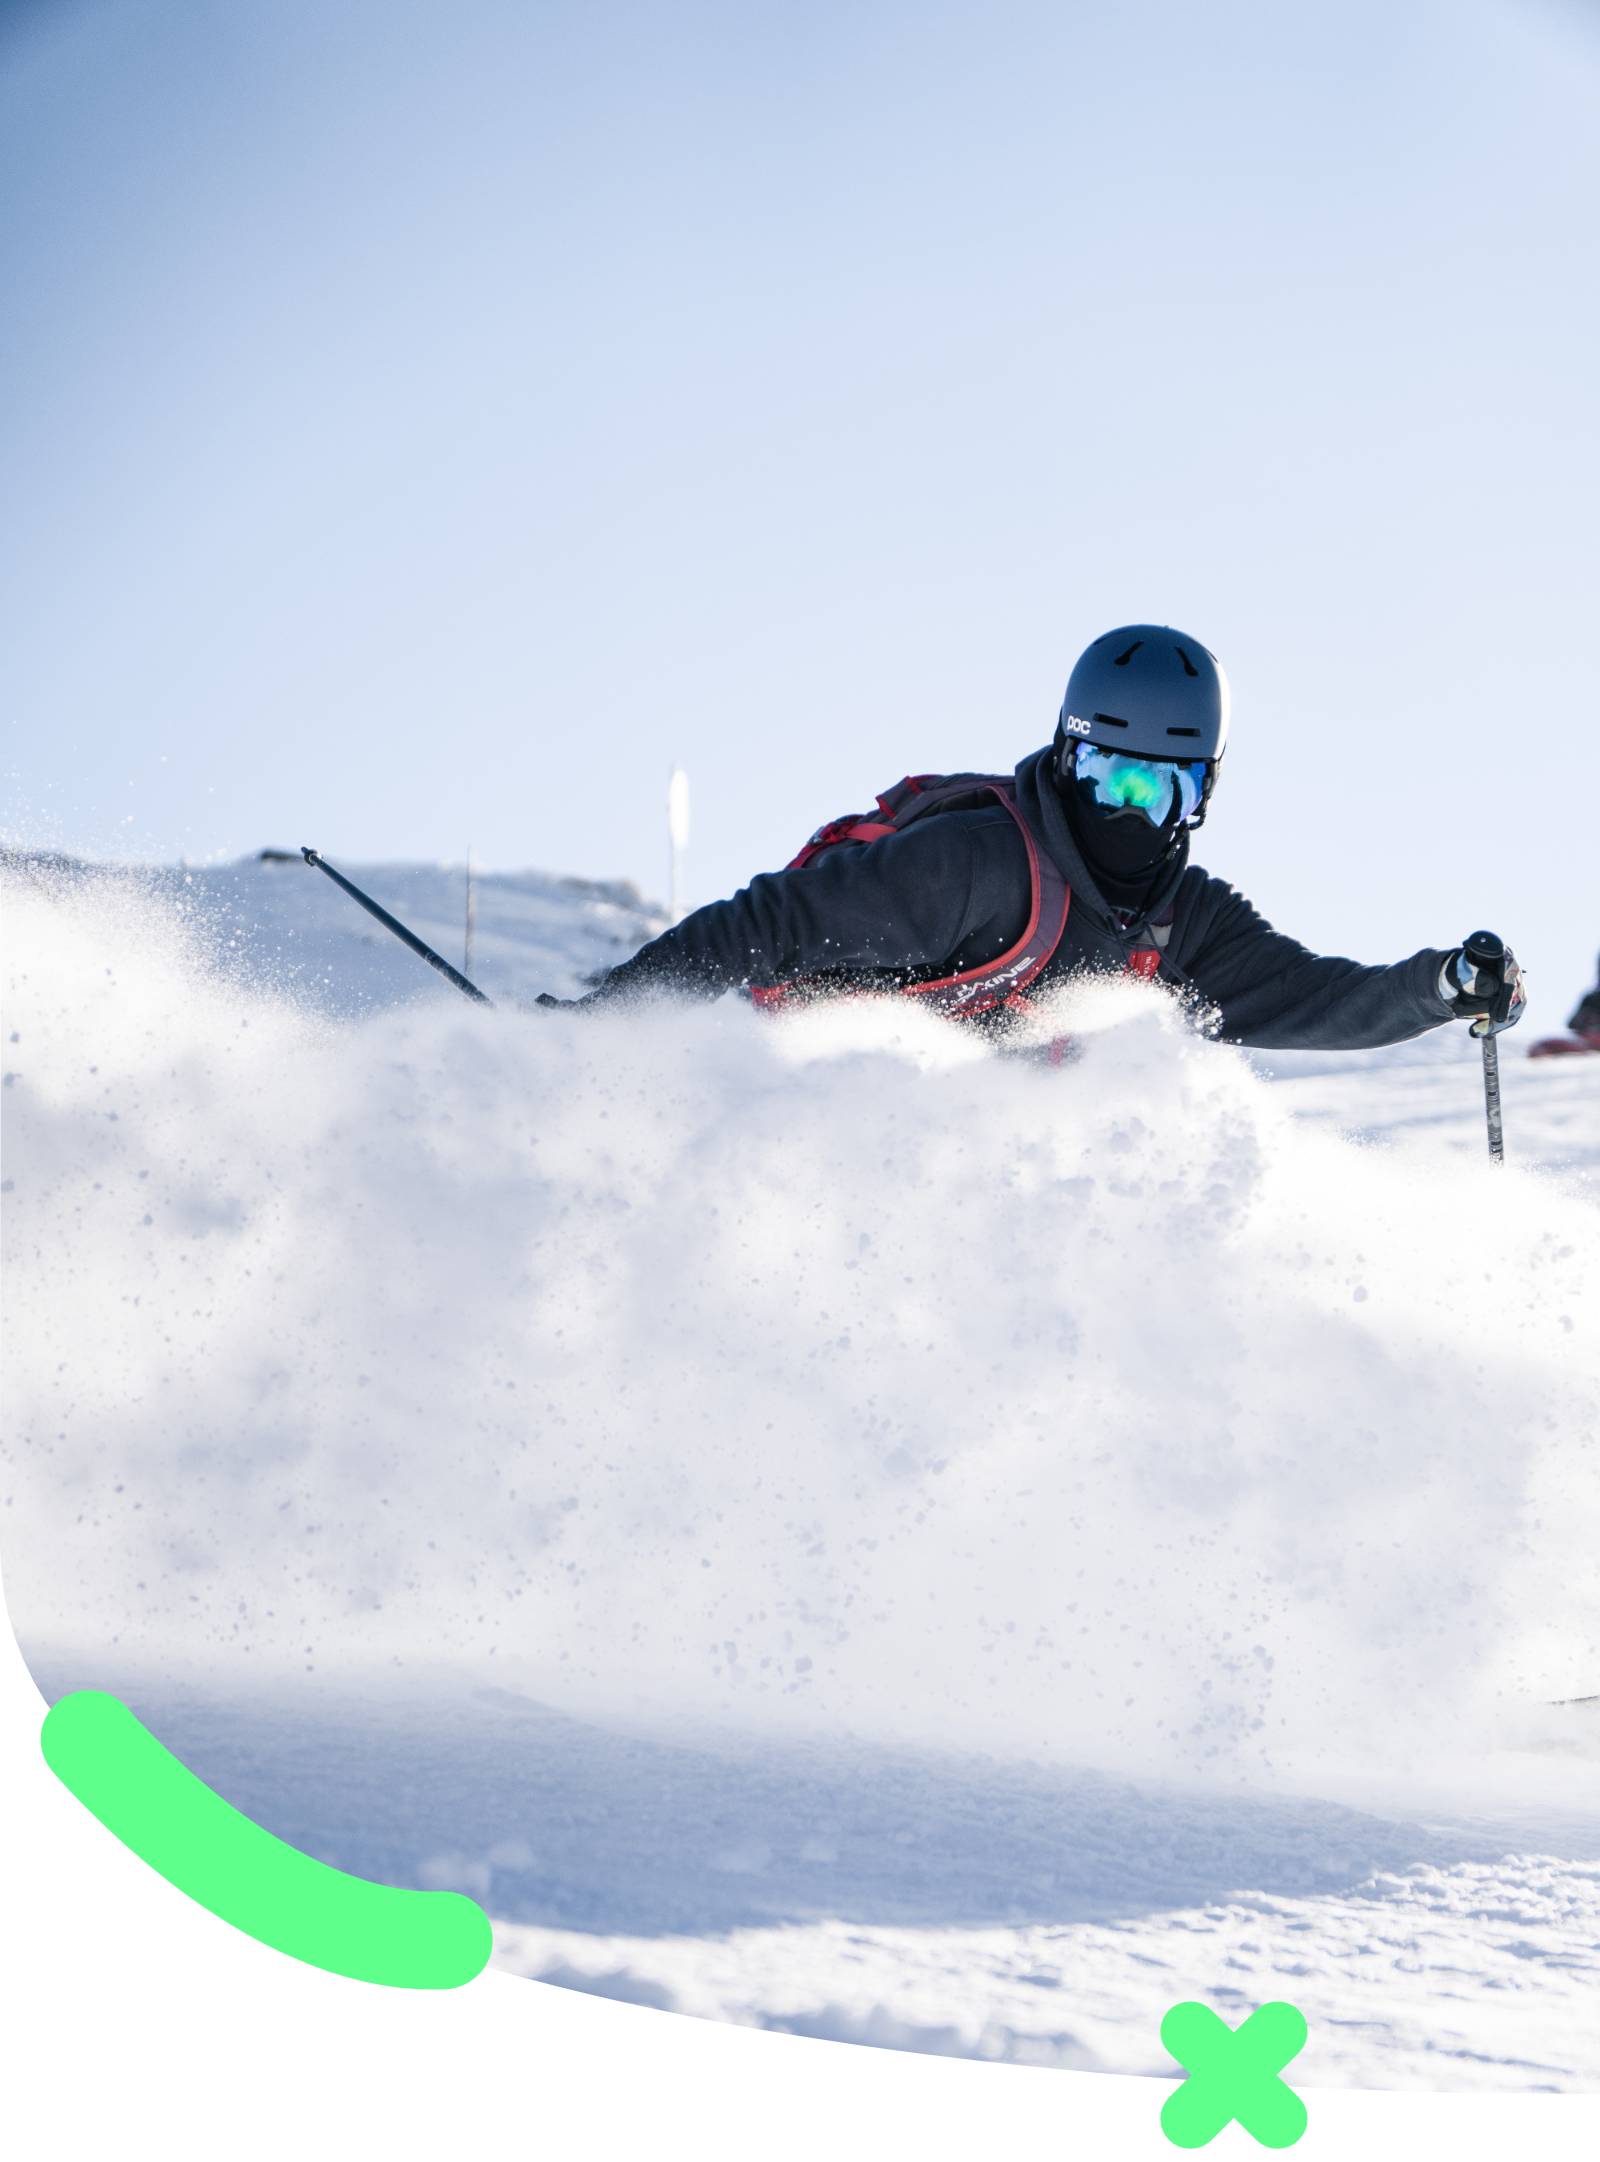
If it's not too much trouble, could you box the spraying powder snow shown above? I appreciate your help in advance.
[5,862,1597,1778]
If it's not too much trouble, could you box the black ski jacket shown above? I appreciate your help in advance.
[584,747,1456,1051]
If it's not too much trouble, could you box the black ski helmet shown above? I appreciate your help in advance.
[1055,626,1230,764]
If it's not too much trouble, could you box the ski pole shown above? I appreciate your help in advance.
[1474,1023,1503,1165]
[1462,927,1505,1164]
[302,849,494,1006]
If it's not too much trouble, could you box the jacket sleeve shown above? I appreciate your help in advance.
[1177,876,1456,1050]
[581,813,990,1003]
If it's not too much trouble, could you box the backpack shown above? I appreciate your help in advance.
[747,771,1162,1020]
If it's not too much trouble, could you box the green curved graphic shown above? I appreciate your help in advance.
[41,1689,492,1989]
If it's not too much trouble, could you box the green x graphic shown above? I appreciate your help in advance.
[1160,2000,1308,2148]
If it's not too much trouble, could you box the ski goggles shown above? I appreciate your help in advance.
[1072,743,1212,827]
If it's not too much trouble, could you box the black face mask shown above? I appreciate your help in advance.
[1055,746,1186,902]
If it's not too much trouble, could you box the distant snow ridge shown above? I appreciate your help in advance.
[0,844,664,1015]
[4,860,1598,1775]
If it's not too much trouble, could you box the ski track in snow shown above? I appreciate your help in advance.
[4,852,1598,2092]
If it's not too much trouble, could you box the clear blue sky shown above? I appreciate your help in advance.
[3,0,1596,1022]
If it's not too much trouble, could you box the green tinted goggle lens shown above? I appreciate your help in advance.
[1075,745,1209,826]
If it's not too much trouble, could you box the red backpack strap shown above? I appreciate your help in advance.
[1122,898,1174,982]
[782,775,994,869]
[752,774,1072,1018]
[898,784,1071,1017]
[789,813,898,868]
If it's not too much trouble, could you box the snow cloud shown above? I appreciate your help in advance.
[4,865,1596,1778]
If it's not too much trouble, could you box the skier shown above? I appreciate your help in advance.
[1571,967,1600,1040]
[554,626,1526,1052]
[1529,956,1600,1058]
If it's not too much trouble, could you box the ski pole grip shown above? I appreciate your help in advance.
[1463,929,1504,974]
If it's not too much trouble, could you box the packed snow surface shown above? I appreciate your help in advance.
[4,854,1598,2089]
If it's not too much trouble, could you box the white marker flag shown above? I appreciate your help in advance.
[667,766,691,921]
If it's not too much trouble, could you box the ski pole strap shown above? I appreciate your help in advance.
[302,849,494,1006]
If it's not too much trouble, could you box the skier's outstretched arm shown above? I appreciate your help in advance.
[562,814,999,1006]
[1570,954,1600,1036]
[1177,879,1519,1051]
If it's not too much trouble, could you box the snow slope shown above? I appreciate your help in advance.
[3,852,1597,2091]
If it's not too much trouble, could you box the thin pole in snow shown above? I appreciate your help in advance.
[667,766,690,925]
[464,844,476,980]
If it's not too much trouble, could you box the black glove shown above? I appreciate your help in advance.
[1439,931,1526,1036]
